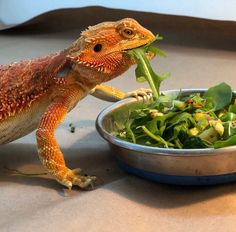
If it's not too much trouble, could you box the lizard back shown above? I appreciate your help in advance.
[0,51,68,143]
[0,51,68,121]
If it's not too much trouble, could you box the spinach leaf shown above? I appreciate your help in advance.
[228,104,236,114]
[183,136,208,149]
[214,134,236,148]
[203,82,232,111]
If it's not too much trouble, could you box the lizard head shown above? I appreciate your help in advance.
[67,18,155,82]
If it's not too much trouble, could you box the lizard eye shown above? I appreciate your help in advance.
[93,44,102,52]
[121,28,135,39]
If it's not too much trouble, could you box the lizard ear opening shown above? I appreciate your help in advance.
[93,44,102,52]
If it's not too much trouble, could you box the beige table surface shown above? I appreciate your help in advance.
[1,7,236,232]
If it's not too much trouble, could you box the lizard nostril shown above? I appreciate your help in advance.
[93,44,102,52]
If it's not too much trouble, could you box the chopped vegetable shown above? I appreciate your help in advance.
[116,37,236,149]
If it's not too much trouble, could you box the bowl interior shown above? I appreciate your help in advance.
[97,89,236,155]
[96,89,236,182]
[102,89,206,134]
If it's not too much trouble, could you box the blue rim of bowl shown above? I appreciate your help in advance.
[115,157,236,185]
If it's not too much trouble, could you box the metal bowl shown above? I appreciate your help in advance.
[96,89,236,185]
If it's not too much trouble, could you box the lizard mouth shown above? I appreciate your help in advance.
[94,43,155,73]
[75,42,155,74]
[122,40,150,52]
[122,39,156,59]
[123,44,155,60]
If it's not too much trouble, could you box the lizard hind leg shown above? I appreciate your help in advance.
[36,94,96,190]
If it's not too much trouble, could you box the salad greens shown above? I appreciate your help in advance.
[127,35,169,100]
[116,36,236,149]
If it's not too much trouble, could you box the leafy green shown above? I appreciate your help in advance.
[229,104,236,114]
[127,35,170,100]
[183,136,208,149]
[214,134,236,148]
[203,82,232,111]
[117,38,236,149]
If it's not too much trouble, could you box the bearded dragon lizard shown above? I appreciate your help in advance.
[0,18,155,189]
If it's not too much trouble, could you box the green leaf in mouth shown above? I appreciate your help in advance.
[127,35,170,100]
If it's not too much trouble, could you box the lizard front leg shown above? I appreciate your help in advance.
[90,84,152,102]
[36,94,96,190]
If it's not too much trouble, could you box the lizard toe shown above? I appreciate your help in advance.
[54,167,96,190]
[126,88,152,103]
[72,175,97,189]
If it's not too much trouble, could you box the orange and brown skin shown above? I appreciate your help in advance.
[0,18,155,189]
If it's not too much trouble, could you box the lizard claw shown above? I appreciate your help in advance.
[125,88,152,103]
[72,174,97,190]
[55,167,97,190]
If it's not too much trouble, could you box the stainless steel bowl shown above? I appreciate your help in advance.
[96,89,236,185]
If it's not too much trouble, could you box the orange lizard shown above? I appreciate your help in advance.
[0,18,155,189]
